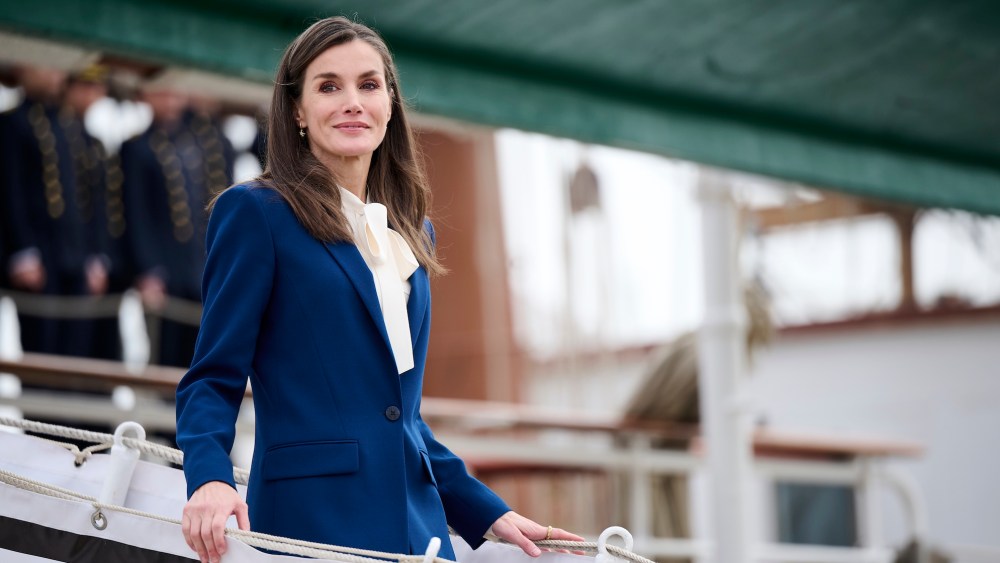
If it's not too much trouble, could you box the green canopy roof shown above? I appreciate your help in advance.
[3,0,999,214]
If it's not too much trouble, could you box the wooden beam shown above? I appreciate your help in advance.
[749,194,902,232]
[0,353,185,393]
[890,209,918,311]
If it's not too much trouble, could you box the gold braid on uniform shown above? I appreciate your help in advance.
[190,113,229,198]
[27,103,65,219]
[148,129,194,243]
[58,107,100,223]
[104,152,126,238]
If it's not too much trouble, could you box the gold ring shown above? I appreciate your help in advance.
[545,525,553,540]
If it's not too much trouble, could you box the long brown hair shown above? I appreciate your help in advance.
[247,16,443,276]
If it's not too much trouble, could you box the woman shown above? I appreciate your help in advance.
[175,16,581,563]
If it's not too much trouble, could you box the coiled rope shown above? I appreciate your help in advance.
[0,416,654,563]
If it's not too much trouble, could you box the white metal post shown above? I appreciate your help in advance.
[628,433,653,548]
[0,296,23,362]
[696,167,753,563]
[0,297,24,422]
[857,459,884,551]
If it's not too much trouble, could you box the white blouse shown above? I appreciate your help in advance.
[339,187,420,374]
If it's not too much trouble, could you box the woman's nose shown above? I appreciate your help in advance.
[342,91,362,113]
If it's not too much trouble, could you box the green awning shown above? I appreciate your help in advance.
[2,0,998,214]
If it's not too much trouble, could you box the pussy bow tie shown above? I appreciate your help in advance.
[357,201,419,374]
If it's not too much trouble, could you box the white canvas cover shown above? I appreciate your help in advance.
[0,429,604,563]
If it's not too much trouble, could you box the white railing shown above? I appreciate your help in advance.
[432,430,924,563]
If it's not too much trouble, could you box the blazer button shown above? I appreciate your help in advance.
[385,406,401,421]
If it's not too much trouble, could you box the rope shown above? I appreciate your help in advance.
[0,416,249,484]
[0,468,427,563]
[0,416,656,563]
[492,537,656,563]
[535,540,656,563]
[34,437,112,466]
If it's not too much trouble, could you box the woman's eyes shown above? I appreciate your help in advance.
[318,80,381,93]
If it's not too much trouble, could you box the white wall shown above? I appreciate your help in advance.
[526,316,1000,559]
[748,317,1000,558]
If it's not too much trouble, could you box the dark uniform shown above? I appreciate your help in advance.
[184,108,235,199]
[0,107,11,290]
[0,99,94,356]
[60,108,129,360]
[119,113,232,367]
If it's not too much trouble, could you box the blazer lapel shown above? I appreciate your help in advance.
[322,241,393,356]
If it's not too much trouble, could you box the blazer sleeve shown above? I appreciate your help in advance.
[418,415,511,549]
[176,185,275,498]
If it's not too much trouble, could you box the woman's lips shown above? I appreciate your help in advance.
[335,122,369,130]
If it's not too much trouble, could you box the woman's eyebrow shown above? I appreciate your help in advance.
[311,70,383,81]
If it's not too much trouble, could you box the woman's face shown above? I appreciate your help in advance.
[295,40,392,167]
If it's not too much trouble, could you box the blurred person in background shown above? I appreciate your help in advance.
[0,65,104,356]
[119,84,207,367]
[185,95,235,200]
[250,113,267,170]
[61,64,129,360]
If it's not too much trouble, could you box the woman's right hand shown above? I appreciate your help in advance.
[181,481,250,563]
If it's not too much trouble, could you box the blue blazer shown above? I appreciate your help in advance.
[176,184,509,560]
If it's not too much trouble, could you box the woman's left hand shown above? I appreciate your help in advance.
[489,511,585,557]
